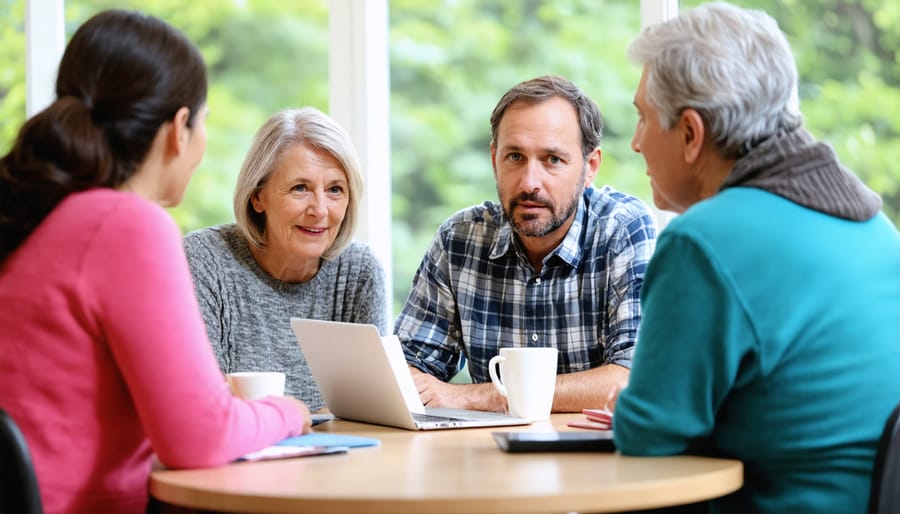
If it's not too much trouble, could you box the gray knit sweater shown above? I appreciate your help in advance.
[183,224,387,411]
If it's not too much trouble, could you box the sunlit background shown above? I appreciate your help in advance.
[2,0,897,315]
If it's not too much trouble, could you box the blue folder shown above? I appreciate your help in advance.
[275,432,380,449]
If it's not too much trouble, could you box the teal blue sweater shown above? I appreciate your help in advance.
[614,188,900,514]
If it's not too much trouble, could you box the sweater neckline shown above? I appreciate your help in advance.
[224,225,333,294]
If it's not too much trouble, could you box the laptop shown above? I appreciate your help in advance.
[290,318,530,431]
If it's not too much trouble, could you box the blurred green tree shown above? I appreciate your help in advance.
[683,0,900,223]
[1,0,896,317]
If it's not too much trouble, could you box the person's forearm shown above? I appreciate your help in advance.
[551,364,630,412]
[454,382,508,412]
[409,365,508,411]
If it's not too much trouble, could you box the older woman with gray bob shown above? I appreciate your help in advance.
[185,107,387,411]
[612,3,900,514]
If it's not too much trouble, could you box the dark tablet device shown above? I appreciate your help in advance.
[311,413,335,426]
[492,431,616,453]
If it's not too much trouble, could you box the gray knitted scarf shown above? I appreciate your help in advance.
[720,128,881,221]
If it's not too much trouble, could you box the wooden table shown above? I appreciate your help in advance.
[150,414,742,514]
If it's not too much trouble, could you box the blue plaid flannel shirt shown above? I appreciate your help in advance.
[394,185,658,384]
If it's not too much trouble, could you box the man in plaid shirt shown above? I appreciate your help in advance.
[394,75,658,413]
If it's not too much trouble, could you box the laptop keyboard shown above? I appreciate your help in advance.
[412,412,468,422]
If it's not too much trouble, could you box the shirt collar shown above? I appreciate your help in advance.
[489,193,587,269]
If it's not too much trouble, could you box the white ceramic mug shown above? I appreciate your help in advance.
[488,347,558,421]
[226,371,286,400]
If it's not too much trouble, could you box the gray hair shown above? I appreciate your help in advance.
[627,2,803,159]
[233,107,364,260]
[490,75,603,160]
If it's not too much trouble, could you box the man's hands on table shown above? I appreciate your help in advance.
[408,363,630,414]
[409,366,508,412]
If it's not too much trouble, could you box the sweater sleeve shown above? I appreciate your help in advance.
[613,230,756,456]
[82,197,304,468]
[183,230,230,372]
[349,245,388,335]
[394,228,463,382]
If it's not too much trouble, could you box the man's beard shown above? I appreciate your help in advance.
[501,182,583,238]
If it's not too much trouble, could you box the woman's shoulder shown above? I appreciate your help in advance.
[59,189,176,240]
[334,241,379,264]
[64,188,165,218]
[182,224,252,274]
[329,241,384,277]
[184,223,241,249]
[41,190,185,277]
[184,224,250,259]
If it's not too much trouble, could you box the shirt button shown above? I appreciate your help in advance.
[535,277,541,284]
[531,333,539,342]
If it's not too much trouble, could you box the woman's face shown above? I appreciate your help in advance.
[161,104,208,207]
[251,143,350,273]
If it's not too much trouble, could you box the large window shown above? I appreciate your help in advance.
[64,0,331,231]
[388,1,648,312]
[3,1,897,317]
[0,1,25,149]
[1,0,330,229]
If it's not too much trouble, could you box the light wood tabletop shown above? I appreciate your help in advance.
[150,413,743,514]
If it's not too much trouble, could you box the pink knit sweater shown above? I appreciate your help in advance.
[0,189,303,514]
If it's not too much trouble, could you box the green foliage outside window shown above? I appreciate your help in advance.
[388,1,648,313]
[1,0,897,315]
[682,0,900,225]
[0,0,331,232]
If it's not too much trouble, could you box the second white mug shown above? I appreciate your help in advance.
[226,371,286,400]
[488,347,558,421]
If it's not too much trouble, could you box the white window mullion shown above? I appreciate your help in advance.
[640,0,680,229]
[25,0,65,117]
[328,0,393,320]
[641,0,679,28]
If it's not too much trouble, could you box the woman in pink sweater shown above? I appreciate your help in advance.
[0,9,310,514]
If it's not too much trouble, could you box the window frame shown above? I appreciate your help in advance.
[24,0,679,320]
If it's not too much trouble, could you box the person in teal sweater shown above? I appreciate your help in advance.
[612,3,900,514]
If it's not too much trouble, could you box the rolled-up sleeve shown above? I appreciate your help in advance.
[394,230,464,382]
[603,210,657,368]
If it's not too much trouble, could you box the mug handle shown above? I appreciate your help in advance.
[488,355,508,398]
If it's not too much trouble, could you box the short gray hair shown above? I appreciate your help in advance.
[233,107,364,260]
[627,2,803,159]
[490,75,603,160]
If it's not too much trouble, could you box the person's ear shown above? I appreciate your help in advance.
[584,147,601,187]
[680,108,706,164]
[168,106,192,156]
[250,189,265,214]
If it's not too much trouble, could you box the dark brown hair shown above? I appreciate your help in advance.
[489,75,603,160]
[0,9,207,260]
